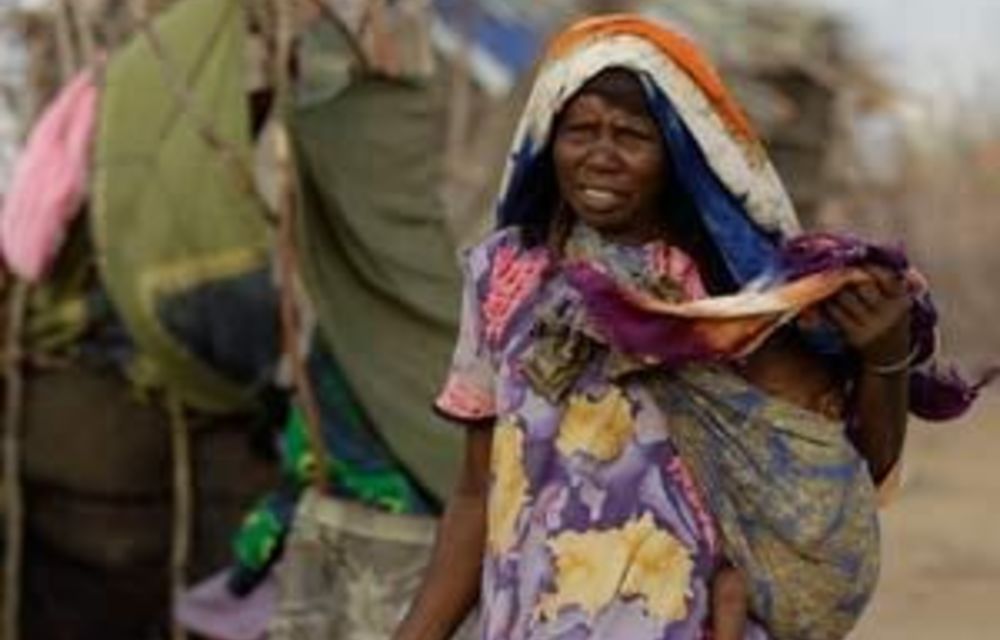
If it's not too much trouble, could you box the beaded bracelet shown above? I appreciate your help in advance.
[864,345,920,376]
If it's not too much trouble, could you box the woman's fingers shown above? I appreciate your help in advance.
[823,267,913,355]
[834,288,872,321]
[854,281,882,310]
[825,298,862,333]
[844,266,910,321]
[865,265,907,299]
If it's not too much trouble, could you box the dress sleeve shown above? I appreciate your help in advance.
[434,245,498,425]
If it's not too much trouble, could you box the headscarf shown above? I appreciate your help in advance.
[495,14,798,286]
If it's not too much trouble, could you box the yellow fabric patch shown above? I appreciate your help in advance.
[540,513,693,622]
[557,388,635,462]
[488,419,529,553]
[621,515,695,621]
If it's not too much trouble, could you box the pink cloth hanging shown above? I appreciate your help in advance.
[0,69,99,282]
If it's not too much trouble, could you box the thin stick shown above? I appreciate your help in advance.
[272,0,328,491]
[166,395,192,640]
[63,0,96,65]
[1,7,77,633]
[3,282,29,640]
[51,0,78,80]
[367,0,400,75]
[306,0,371,74]
[130,0,275,223]
[0,9,70,628]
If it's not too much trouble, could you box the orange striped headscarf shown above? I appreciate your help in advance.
[496,14,800,240]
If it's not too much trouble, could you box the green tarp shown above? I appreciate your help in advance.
[92,0,274,413]
[292,72,464,500]
[93,0,464,494]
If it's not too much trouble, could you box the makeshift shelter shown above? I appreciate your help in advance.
[0,1,284,638]
[292,62,464,499]
[1,0,473,637]
[0,1,902,638]
[93,0,278,412]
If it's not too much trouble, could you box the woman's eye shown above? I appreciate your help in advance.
[619,127,654,142]
[564,123,597,138]
[557,129,595,148]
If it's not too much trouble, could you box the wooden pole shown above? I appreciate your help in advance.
[167,396,192,640]
[2,283,29,640]
[51,0,78,83]
[272,0,329,492]
[130,0,272,220]
[2,7,83,635]
[63,0,96,64]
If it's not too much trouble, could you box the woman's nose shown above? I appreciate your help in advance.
[583,136,623,172]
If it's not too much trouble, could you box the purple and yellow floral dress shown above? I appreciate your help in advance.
[436,225,769,640]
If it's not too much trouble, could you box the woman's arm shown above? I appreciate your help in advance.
[394,427,493,640]
[826,266,912,483]
[742,265,911,483]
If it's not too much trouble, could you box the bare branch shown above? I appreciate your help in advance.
[167,396,192,640]
[306,0,372,75]
[63,0,97,65]
[3,282,29,640]
[271,0,329,491]
[129,1,276,224]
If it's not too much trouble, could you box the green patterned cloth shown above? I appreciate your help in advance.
[230,350,431,593]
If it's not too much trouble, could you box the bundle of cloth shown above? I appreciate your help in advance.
[569,231,997,423]
[564,231,996,639]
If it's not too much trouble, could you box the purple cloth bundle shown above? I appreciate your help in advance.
[569,231,995,422]
[781,233,996,421]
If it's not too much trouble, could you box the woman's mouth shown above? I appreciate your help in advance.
[578,187,626,211]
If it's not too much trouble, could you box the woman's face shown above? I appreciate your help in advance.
[553,90,666,244]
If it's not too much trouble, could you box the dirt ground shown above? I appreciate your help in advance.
[852,391,1000,639]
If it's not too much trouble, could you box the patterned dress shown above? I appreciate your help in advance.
[436,226,769,640]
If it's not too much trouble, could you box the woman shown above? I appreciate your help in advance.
[396,15,911,640]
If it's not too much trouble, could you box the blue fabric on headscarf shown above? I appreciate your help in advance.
[497,138,546,232]
[495,70,783,288]
[642,80,782,286]
[641,85,848,358]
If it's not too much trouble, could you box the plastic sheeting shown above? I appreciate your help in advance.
[292,71,464,500]
[92,0,278,413]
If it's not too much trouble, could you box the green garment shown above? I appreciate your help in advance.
[233,405,431,574]
[291,71,464,500]
[92,0,274,413]
[231,349,431,589]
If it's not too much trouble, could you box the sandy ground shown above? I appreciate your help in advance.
[852,392,1000,639]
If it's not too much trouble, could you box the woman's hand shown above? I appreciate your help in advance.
[824,266,912,367]
[826,265,912,483]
